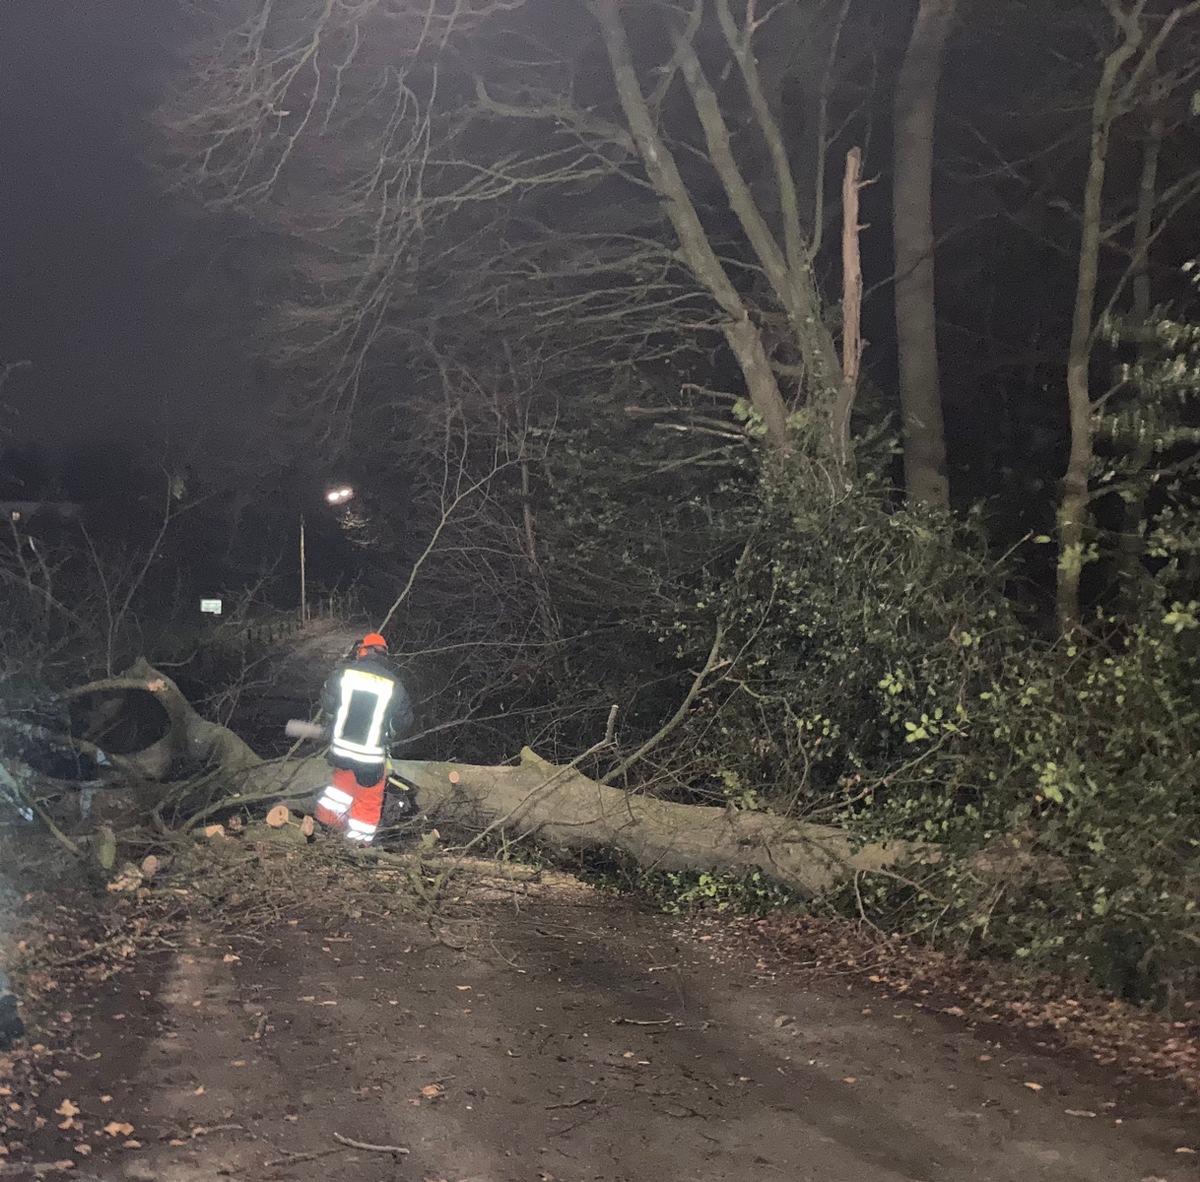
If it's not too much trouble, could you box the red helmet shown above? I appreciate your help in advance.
[357,632,388,658]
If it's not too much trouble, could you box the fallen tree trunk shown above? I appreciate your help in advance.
[63,659,261,780]
[52,665,919,900]
[233,749,916,899]
[409,750,915,895]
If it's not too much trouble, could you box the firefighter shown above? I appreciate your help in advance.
[313,633,413,846]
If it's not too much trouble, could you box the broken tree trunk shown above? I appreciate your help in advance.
[63,659,261,780]
[404,749,912,896]
[63,665,917,900]
[212,748,915,901]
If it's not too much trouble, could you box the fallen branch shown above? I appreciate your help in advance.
[599,624,726,786]
[332,1132,410,1155]
[264,1147,341,1168]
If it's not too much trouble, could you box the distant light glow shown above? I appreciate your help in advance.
[325,486,354,505]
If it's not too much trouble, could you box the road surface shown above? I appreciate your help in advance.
[5,867,1195,1182]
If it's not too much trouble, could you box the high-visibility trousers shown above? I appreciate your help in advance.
[315,766,385,846]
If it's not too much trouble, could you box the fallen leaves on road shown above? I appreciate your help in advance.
[1023,1082,1044,1092]
[103,1122,135,1138]
[696,913,1200,1096]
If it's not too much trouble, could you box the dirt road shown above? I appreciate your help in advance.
[5,861,1196,1182]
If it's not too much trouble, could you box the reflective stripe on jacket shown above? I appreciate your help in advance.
[329,667,396,764]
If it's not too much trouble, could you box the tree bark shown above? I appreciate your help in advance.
[835,147,865,468]
[893,0,955,508]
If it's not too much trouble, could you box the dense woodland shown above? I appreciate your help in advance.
[6,0,1200,1005]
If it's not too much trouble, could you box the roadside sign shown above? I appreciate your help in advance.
[200,598,223,616]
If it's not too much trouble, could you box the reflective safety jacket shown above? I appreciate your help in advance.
[320,656,413,770]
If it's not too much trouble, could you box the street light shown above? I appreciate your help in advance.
[300,486,356,624]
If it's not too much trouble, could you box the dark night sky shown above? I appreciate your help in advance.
[0,1,262,460]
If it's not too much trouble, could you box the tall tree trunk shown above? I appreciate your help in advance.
[593,0,794,453]
[1058,18,1143,634]
[710,0,844,419]
[835,147,865,468]
[893,0,955,508]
